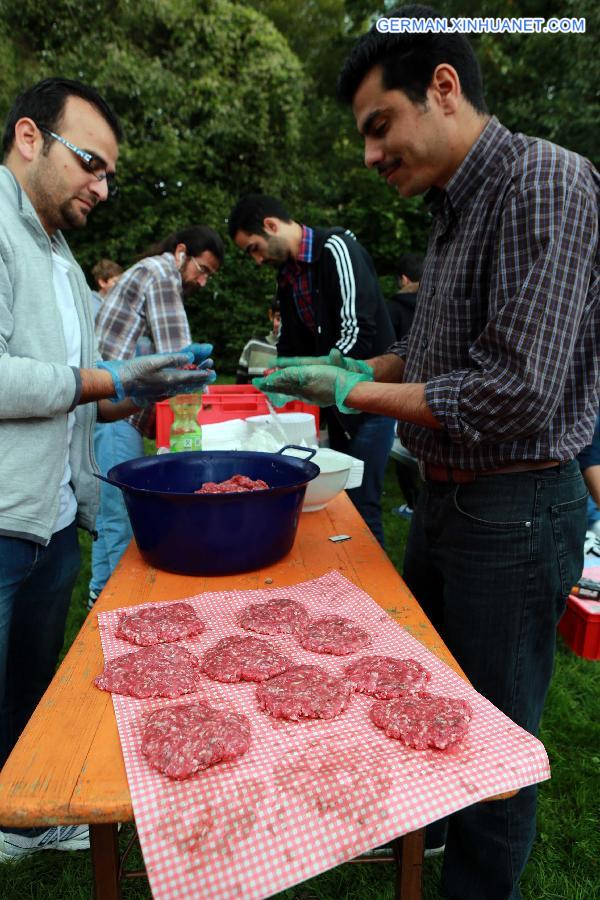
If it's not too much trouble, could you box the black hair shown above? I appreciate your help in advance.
[148,226,225,265]
[397,252,424,282]
[2,77,123,158]
[337,5,487,114]
[270,296,281,313]
[228,194,293,239]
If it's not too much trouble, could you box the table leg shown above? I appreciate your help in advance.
[90,823,121,900]
[392,828,425,900]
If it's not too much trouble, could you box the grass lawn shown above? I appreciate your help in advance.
[1,449,598,899]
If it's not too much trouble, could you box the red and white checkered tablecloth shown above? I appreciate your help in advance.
[96,570,550,900]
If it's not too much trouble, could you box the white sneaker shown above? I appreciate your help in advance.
[0,825,90,862]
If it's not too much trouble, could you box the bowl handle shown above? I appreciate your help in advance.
[93,472,130,491]
[278,445,317,462]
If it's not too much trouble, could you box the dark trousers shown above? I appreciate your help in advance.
[329,413,396,547]
[402,462,587,900]
[0,523,80,770]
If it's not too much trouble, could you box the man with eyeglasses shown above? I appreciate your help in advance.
[92,225,224,610]
[0,77,213,861]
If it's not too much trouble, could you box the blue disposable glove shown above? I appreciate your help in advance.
[98,352,216,407]
[180,343,214,367]
[274,348,374,378]
[253,364,370,414]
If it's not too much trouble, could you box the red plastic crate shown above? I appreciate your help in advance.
[558,594,600,660]
[155,387,319,448]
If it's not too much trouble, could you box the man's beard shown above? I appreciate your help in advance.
[58,197,89,230]
[28,158,90,232]
[265,235,289,266]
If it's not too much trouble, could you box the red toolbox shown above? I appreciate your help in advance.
[155,386,320,448]
[558,594,600,660]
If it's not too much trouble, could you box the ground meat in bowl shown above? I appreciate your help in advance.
[195,474,269,493]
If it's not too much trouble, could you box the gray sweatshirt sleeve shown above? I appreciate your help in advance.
[0,253,79,418]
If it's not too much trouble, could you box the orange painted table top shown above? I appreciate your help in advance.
[0,493,464,829]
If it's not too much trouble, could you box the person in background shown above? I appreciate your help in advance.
[387,251,423,342]
[236,298,281,384]
[0,77,210,861]
[90,257,123,319]
[229,193,396,547]
[387,252,424,517]
[90,226,224,610]
[256,7,598,897]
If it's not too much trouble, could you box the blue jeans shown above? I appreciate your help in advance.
[402,462,587,900]
[0,523,80,768]
[330,414,396,547]
[90,420,143,596]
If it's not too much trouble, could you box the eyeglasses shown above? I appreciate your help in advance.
[188,256,217,280]
[37,126,118,198]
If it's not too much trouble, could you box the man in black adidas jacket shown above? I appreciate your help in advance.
[229,193,396,545]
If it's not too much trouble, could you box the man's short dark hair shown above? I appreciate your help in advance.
[2,77,123,159]
[228,195,293,240]
[397,252,424,282]
[337,5,487,115]
[152,226,225,266]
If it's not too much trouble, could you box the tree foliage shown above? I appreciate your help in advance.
[0,0,306,367]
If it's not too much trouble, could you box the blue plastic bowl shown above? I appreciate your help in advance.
[97,447,319,576]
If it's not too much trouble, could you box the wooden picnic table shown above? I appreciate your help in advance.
[0,492,474,900]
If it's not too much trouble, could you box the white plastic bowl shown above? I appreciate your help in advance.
[302,448,353,511]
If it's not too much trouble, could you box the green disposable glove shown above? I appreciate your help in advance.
[253,364,370,414]
[274,348,374,378]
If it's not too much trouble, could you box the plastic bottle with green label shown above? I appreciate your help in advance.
[169,394,203,452]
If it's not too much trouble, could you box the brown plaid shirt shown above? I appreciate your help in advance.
[96,252,191,437]
[390,117,600,469]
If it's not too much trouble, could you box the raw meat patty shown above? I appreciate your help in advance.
[256,664,352,721]
[142,701,251,779]
[202,635,292,683]
[344,655,431,698]
[115,602,205,646]
[195,474,269,494]
[297,615,371,656]
[240,597,309,635]
[370,692,473,750]
[94,644,203,699]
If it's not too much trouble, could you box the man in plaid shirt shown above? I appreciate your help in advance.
[256,8,599,899]
[91,225,224,607]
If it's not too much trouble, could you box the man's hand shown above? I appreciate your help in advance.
[180,343,214,367]
[253,364,370,414]
[275,348,374,378]
[97,352,216,407]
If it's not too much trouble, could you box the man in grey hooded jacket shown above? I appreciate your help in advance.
[0,78,212,861]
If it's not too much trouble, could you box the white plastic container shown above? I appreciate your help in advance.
[246,412,317,447]
[301,448,360,511]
